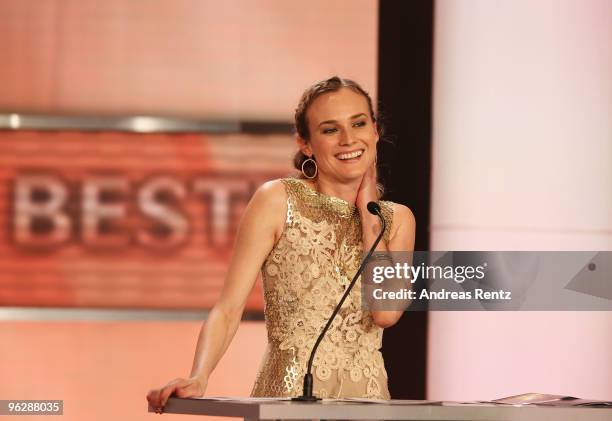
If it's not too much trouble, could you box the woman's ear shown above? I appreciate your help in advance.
[296,136,312,157]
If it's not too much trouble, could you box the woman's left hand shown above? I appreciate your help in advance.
[355,160,378,213]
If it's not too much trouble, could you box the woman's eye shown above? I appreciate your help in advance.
[353,121,367,128]
[322,127,337,134]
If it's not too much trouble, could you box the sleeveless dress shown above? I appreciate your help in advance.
[250,177,394,399]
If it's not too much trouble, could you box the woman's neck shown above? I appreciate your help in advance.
[312,176,361,205]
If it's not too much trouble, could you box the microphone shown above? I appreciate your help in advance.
[293,201,386,401]
[367,201,381,216]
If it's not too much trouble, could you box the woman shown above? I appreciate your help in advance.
[147,76,415,411]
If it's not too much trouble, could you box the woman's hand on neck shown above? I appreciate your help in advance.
[312,162,378,213]
[355,162,378,212]
[356,163,385,250]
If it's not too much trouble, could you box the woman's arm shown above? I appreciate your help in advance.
[361,203,416,328]
[147,180,286,410]
[188,179,286,380]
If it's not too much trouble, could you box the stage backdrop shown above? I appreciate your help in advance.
[430,0,612,401]
[0,130,296,310]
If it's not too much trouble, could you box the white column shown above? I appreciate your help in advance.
[430,0,612,400]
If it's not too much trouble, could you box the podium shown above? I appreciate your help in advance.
[149,397,611,421]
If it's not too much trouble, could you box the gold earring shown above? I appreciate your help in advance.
[301,157,318,179]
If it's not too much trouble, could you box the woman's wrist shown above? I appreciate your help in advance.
[360,207,388,252]
[190,372,209,385]
[360,207,380,224]
[361,211,382,233]
[191,375,208,391]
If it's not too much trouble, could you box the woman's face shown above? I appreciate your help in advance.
[300,87,378,183]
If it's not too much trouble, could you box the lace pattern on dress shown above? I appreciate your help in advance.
[250,177,394,399]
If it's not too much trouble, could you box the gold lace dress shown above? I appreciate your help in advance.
[250,177,393,399]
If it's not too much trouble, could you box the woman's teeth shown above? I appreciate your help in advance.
[336,150,363,160]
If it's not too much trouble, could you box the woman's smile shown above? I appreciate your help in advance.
[335,149,364,162]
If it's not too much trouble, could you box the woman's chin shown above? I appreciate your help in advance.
[334,168,367,182]
[320,163,369,182]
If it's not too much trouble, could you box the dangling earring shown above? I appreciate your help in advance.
[301,156,318,179]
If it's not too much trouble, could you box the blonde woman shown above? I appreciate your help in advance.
[147,76,415,411]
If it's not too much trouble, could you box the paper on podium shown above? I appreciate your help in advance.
[483,393,612,408]
[491,393,571,405]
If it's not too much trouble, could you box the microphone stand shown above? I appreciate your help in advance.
[292,201,386,401]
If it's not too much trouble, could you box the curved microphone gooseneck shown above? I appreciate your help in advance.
[292,201,386,401]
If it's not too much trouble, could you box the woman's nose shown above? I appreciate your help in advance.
[338,128,356,146]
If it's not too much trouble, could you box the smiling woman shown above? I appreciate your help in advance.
[147,76,416,408]
[293,76,384,198]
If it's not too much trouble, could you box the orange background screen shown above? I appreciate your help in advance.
[0,131,295,310]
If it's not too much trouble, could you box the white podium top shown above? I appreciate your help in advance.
[150,397,612,421]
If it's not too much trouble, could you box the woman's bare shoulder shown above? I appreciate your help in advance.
[246,179,289,236]
[389,202,415,222]
[254,178,289,204]
[385,201,416,241]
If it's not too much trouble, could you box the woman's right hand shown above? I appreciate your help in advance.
[146,376,207,414]
[145,181,285,414]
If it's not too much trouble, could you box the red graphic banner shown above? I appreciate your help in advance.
[0,131,296,310]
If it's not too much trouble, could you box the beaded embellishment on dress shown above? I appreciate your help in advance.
[250,178,394,399]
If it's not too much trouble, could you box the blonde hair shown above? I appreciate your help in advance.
[292,76,385,198]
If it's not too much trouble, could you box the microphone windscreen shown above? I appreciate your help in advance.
[367,201,381,215]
